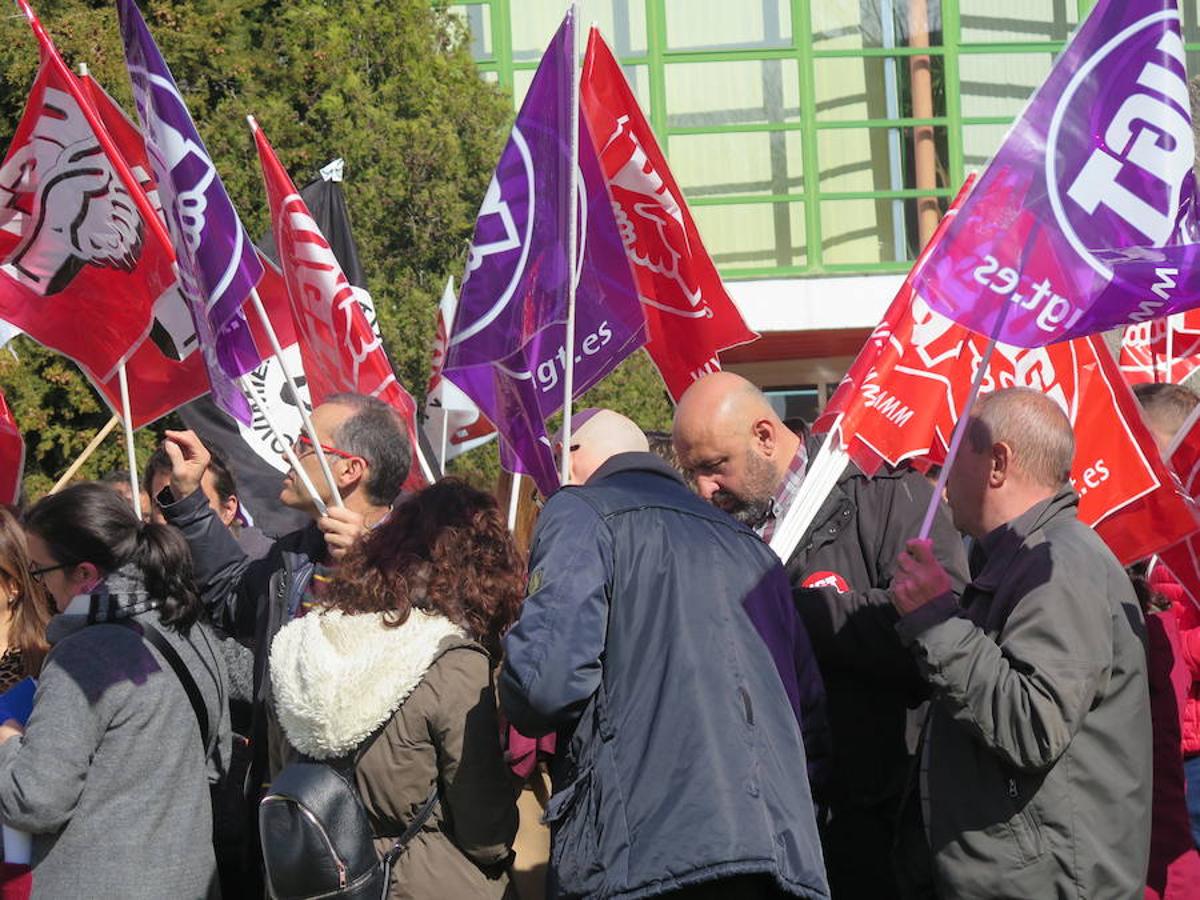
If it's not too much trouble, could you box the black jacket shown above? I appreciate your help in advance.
[786,435,970,814]
[501,453,830,899]
[161,488,323,796]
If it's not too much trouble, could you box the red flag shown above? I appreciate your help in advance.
[819,283,1198,564]
[253,120,426,489]
[0,388,24,506]
[580,29,757,401]
[814,168,1197,563]
[1063,337,1199,565]
[0,6,175,382]
[1117,312,1200,386]
[813,178,978,475]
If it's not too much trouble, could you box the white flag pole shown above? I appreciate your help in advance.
[116,361,141,519]
[244,286,344,509]
[558,2,580,487]
[440,412,450,474]
[1166,314,1176,384]
[508,472,522,532]
[917,300,1012,540]
[238,375,328,517]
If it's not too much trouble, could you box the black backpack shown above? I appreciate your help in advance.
[258,730,439,900]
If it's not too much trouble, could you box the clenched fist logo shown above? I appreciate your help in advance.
[0,86,143,295]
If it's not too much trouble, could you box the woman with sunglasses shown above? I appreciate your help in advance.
[0,483,230,899]
[267,479,520,899]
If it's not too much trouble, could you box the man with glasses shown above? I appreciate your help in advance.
[153,393,411,894]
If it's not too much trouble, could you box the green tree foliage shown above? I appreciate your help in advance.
[0,0,672,497]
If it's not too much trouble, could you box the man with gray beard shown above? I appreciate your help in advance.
[674,372,968,900]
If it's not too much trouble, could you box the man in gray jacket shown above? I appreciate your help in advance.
[891,387,1152,899]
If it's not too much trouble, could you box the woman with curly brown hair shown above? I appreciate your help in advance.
[268,478,522,899]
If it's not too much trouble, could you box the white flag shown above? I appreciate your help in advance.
[425,277,496,467]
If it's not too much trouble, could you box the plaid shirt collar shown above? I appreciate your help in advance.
[757,441,809,543]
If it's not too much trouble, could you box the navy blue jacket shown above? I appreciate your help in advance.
[500,453,830,899]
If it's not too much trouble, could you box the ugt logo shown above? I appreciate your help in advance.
[1052,11,1193,276]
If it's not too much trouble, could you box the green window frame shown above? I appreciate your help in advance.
[446,1,1124,280]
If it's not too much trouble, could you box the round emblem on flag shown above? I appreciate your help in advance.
[1047,11,1192,278]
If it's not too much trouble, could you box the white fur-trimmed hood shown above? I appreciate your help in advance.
[269,608,466,759]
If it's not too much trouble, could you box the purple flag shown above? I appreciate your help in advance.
[117,0,263,422]
[914,0,1200,347]
[442,8,646,495]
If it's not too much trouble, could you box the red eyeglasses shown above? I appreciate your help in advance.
[291,434,362,461]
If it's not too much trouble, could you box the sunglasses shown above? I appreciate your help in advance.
[290,434,362,461]
[29,562,69,584]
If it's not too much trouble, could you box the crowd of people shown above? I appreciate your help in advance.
[0,376,1192,899]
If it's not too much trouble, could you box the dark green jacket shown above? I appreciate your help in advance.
[896,489,1152,899]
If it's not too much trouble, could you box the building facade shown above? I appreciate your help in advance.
[449,0,1193,419]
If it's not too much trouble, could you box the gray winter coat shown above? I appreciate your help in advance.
[0,571,231,899]
[894,489,1152,899]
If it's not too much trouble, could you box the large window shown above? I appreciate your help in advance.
[447,1,1135,280]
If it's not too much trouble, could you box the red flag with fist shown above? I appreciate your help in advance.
[0,8,173,382]
[580,28,757,401]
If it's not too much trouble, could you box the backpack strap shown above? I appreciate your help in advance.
[118,619,212,755]
[381,783,440,867]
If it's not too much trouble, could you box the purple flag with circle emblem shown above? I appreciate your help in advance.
[117,0,262,423]
[914,0,1200,347]
[442,8,645,496]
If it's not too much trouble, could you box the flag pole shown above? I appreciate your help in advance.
[440,412,450,474]
[508,472,522,532]
[116,361,142,518]
[245,287,344,509]
[917,301,1012,540]
[238,375,328,517]
[558,2,580,487]
[49,415,119,494]
[1167,315,1176,384]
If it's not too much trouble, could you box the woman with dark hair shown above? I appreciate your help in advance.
[269,478,521,899]
[0,483,230,899]
[0,507,50,691]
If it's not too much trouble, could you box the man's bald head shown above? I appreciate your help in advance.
[559,408,649,485]
[673,372,801,524]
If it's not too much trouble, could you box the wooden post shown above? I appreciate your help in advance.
[49,415,119,494]
[909,0,939,247]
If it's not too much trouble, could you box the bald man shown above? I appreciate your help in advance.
[674,372,969,900]
[502,409,830,898]
[555,407,651,484]
[891,388,1151,898]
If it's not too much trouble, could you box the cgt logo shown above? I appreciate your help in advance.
[1051,11,1193,278]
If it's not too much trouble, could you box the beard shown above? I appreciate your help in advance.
[714,492,774,527]
[711,450,779,528]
